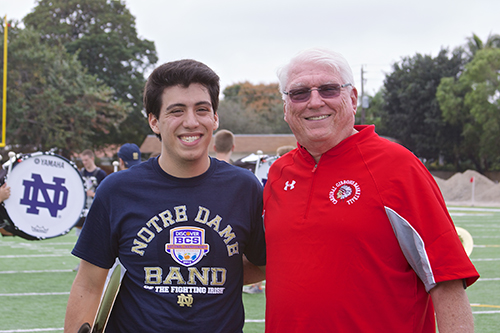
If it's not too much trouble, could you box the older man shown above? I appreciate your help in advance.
[263,48,479,332]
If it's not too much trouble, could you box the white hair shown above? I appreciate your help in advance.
[276,48,355,97]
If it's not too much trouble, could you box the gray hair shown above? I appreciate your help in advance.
[277,48,355,98]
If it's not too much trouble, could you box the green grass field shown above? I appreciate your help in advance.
[447,206,500,333]
[1,206,498,332]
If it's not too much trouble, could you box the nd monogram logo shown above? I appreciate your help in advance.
[177,294,194,307]
[20,173,69,217]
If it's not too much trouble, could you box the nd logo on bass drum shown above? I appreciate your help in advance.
[1,152,86,240]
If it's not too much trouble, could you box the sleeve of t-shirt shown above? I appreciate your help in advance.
[377,150,479,288]
[243,182,266,267]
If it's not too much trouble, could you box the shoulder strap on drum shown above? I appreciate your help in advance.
[92,167,101,177]
[80,167,101,177]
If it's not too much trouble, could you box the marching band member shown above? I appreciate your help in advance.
[65,59,266,332]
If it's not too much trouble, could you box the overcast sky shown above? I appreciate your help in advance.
[2,0,500,95]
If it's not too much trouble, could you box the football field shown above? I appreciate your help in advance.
[0,205,498,332]
[447,206,500,333]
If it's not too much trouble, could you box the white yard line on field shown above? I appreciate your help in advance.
[477,277,500,281]
[0,319,266,333]
[0,254,72,259]
[0,269,73,274]
[0,292,69,296]
[448,207,500,212]
[0,329,63,332]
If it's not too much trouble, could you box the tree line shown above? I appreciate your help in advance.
[366,33,500,173]
[219,34,500,173]
[1,1,499,172]
[0,0,157,158]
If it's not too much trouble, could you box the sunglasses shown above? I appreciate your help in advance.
[283,83,352,103]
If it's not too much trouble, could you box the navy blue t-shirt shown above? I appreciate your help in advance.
[73,157,266,332]
[80,166,107,211]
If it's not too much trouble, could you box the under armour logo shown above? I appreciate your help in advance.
[20,173,69,217]
[284,180,296,191]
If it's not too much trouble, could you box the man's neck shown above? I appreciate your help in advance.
[306,128,359,163]
[157,155,211,178]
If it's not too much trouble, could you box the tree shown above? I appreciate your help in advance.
[380,49,466,164]
[465,33,500,60]
[218,82,291,134]
[0,21,130,157]
[437,48,500,171]
[24,0,158,144]
[355,89,387,132]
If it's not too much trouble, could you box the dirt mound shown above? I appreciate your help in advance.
[434,170,500,206]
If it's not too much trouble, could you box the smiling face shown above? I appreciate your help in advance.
[283,62,358,161]
[149,83,219,177]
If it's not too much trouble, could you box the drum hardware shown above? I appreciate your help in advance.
[456,226,474,257]
[5,151,16,180]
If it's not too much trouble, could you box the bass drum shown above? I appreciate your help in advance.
[1,152,86,240]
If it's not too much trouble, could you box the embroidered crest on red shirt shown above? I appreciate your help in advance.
[329,180,361,205]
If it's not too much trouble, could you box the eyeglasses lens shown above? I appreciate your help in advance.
[288,84,341,102]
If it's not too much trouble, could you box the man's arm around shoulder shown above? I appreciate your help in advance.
[430,279,474,333]
[64,260,108,332]
[243,255,266,285]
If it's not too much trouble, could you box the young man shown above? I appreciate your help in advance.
[76,149,107,232]
[117,143,142,170]
[73,149,108,272]
[65,60,266,332]
[263,48,479,332]
[80,149,108,200]
[213,129,235,163]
